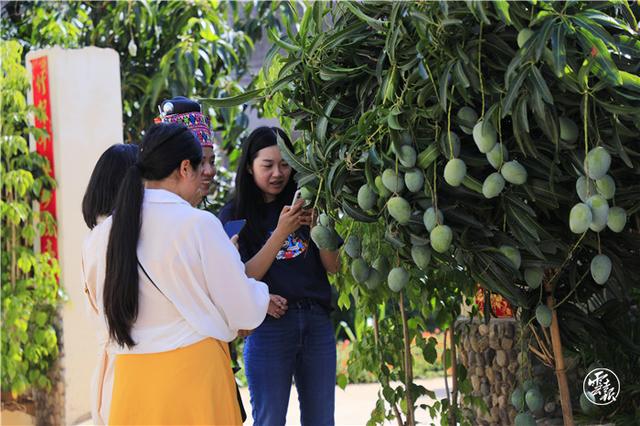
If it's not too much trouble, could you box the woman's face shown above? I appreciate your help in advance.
[250,145,291,202]
[200,146,216,196]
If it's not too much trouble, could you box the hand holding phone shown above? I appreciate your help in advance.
[291,189,303,207]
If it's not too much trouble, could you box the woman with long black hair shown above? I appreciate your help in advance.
[81,143,139,229]
[218,127,340,426]
[82,123,269,425]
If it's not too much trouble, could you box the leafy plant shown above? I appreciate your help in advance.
[2,0,292,209]
[212,1,640,423]
[1,40,63,398]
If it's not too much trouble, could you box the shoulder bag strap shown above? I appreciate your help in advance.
[137,260,167,298]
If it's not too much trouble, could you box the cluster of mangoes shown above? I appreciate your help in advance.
[343,235,411,293]
[455,106,527,199]
[511,379,545,426]
[569,145,627,285]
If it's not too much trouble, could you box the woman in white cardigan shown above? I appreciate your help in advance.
[82,123,269,425]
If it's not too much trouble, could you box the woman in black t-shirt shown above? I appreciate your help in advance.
[218,127,339,425]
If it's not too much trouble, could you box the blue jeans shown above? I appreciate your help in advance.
[244,299,336,426]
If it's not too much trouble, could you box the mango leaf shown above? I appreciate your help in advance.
[576,27,623,86]
[199,88,264,107]
[276,134,315,175]
[492,0,511,25]
[550,23,567,78]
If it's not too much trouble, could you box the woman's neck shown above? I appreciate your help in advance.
[263,193,276,203]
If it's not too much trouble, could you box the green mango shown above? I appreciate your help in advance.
[423,207,443,232]
[398,145,417,168]
[482,172,505,199]
[514,413,536,426]
[300,186,314,201]
[364,268,383,290]
[524,268,544,289]
[535,304,552,328]
[444,158,466,187]
[486,143,509,169]
[373,257,390,276]
[595,174,615,200]
[580,393,598,415]
[357,184,378,211]
[501,160,527,185]
[569,203,592,234]
[525,388,544,412]
[576,176,596,203]
[472,120,497,153]
[511,387,525,410]
[584,146,611,180]
[607,206,627,233]
[351,258,370,283]
[411,245,432,270]
[382,169,405,193]
[559,117,578,143]
[590,254,611,285]
[387,196,411,224]
[388,267,409,292]
[375,176,392,198]
[457,107,478,134]
[499,245,521,269]
[586,195,609,232]
[430,225,453,253]
[405,168,425,193]
[344,235,361,259]
[311,225,338,250]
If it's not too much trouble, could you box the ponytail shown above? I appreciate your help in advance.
[104,165,144,347]
[103,123,202,348]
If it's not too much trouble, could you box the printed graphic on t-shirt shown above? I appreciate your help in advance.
[275,232,308,260]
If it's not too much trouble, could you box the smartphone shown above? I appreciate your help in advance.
[223,219,246,238]
[291,189,303,206]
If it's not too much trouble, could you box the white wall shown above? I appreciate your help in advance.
[26,47,123,425]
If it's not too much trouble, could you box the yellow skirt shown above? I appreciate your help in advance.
[109,338,242,425]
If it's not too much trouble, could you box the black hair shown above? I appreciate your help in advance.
[104,123,202,348]
[230,126,296,255]
[82,144,139,229]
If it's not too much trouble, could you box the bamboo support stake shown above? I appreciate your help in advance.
[545,280,574,426]
[399,292,415,426]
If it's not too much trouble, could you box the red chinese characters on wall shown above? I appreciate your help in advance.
[30,56,58,258]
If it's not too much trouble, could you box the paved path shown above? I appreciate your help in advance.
[76,377,450,425]
[240,377,451,425]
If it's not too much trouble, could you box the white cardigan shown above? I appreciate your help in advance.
[82,188,269,424]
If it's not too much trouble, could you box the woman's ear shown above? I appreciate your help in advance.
[179,159,191,178]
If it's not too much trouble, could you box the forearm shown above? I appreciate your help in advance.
[244,230,288,280]
[319,249,340,274]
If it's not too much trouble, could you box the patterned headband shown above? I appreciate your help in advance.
[155,111,213,148]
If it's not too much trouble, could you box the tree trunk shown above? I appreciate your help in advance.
[545,280,574,426]
[34,310,65,426]
[399,292,415,426]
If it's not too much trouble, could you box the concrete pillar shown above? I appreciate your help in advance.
[26,46,122,424]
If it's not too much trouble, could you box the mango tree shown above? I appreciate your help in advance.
[211,1,640,424]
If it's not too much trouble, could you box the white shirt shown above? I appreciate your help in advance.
[82,188,269,424]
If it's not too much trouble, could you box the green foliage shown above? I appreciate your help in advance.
[247,0,639,422]
[1,40,63,397]
[2,0,292,209]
